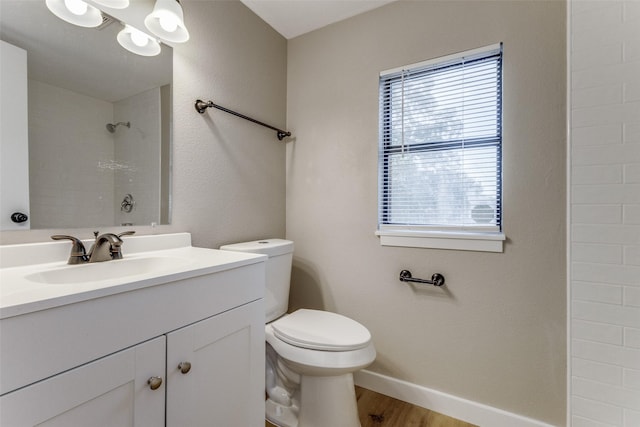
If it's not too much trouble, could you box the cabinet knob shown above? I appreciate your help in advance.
[147,376,163,390]
[178,361,192,374]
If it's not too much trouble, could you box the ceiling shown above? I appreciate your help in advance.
[239,0,397,39]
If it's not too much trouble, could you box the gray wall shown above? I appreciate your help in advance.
[285,1,566,425]
[0,0,288,248]
[170,0,287,248]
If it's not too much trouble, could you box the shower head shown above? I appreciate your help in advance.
[106,121,130,133]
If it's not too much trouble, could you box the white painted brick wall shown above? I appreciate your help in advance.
[625,246,640,265]
[573,395,624,425]
[624,205,640,224]
[573,124,623,146]
[625,408,640,426]
[573,281,623,304]
[573,165,623,185]
[570,1,640,425]
[573,243,623,264]
[625,328,640,349]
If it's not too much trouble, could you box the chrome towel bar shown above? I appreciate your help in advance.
[399,270,445,287]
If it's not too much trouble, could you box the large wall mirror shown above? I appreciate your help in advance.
[0,0,172,230]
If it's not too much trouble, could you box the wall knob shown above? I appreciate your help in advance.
[10,212,28,223]
[147,376,163,390]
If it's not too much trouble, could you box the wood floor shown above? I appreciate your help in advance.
[265,386,478,427]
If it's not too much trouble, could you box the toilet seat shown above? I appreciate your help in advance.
[271,309,371,351]
[266,323,376,376]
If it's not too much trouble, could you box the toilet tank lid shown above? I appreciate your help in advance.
[220,239,293,257]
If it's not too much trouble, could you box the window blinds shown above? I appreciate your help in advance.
[379,44,503,231]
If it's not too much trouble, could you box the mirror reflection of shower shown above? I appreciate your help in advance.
[106,121,130,133]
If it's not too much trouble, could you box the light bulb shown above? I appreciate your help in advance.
[144,0,189,43]
[118,25,161,56]
[46,0,102,27]
[159,15,178,33]
[64,0,88,15]
[130,29,149,47]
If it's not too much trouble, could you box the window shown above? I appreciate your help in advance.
[376,44,505,252]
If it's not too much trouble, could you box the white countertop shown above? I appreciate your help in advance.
[0,233,266,319]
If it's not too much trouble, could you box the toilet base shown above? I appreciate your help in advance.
[266,398,299,427]
[300,373,361,427]
[266,372,361,427]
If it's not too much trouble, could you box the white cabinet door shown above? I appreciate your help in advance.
[166,300,265,427]
[0,336,166,427]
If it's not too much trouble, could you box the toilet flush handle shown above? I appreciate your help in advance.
[178,361,192,374]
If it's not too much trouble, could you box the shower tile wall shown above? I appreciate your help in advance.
[27,80,163,229]
[113,87,162,227]
[28,80,115,228]
[570,1,640,426]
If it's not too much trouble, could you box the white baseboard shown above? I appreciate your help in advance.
[354,370,556,427]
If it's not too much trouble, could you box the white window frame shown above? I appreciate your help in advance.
[376,44,506,252]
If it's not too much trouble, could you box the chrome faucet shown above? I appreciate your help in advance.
[51,231,135,264]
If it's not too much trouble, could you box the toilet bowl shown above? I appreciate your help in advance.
[265,310,376,427]
[220,239,376,427]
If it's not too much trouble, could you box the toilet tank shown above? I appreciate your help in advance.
[220,239,294,323]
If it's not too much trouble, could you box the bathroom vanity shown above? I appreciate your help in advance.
[0,233,266,426]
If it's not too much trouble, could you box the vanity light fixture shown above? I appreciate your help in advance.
[46,0,169,57]
[117,24,161,56]
[45,0,103,28]
[144,0,189,43]
[91,0,130,9]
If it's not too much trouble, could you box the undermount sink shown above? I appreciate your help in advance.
[25,256,192,285]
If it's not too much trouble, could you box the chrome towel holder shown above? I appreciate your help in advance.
[399,270,445,287]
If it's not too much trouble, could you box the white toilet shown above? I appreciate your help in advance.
[220,239,376,427]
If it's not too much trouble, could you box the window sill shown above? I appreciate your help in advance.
[375,229,505,252]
